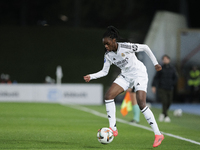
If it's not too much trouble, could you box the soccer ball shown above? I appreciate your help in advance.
[97,127,114,144]
[173,109,182,117]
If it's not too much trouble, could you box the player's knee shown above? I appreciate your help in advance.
[136,91,147,110]
[138,103,146,110]
[137,99,146,110]
[105,92,115,100]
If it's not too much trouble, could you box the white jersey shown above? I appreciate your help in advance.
[89,42,158,82]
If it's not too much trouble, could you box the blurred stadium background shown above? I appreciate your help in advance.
[0,0,200,149]
[1,0,200,103]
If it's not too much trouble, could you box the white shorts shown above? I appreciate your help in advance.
[114,74,148,92]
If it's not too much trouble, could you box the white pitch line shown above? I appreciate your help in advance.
[66,104,200,146]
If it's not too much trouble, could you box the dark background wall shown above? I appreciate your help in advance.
[0,27,130,86]
[1,0,200,102]
[1,0,200,28]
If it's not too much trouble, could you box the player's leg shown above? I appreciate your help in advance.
[136,90,161,134]
[158,89,165,122]
[136,90,164,147]
[164,90,173,122]
[105,83,124,100]
[134,74,161,134]
[105,83,124,135]
[161,89,168,119]
[134,72,164,147]
[167,90,173,111]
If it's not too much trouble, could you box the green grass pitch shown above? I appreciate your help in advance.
[0,102,200,150]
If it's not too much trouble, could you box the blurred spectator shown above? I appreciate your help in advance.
[152,55,178,122]
[0,74,12,84]
[128,88,140,124]
[120,88,140,123]
[187,66,200,102]
[0,74,5,83]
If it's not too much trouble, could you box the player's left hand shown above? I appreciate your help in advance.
[155,64,162,71]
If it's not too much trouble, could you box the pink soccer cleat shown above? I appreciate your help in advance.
[153,134,164,147]
[109,127,118,137]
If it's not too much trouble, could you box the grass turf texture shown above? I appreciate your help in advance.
[0,103,199,150]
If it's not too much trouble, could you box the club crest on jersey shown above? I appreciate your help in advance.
[104,58,106,63]
[121,53,125,57]
[113,58,116,60]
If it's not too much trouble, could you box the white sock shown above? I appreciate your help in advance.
[105,99,117,131]
[142,106,161,135]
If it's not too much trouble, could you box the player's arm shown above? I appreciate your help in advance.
[83,55,111,82]
[132,44,162,71]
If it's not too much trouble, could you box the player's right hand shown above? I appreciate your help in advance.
[155,64,162,71]
[83,75,91,82]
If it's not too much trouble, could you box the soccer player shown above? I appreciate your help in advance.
[83,26,164,147]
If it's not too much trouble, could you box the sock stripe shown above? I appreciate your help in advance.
[105,101,114,104]
[105,100,114,104]
[141,106,148,113]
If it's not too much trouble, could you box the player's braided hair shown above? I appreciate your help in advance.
[103,26,130,42]
[103,26,120,40]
